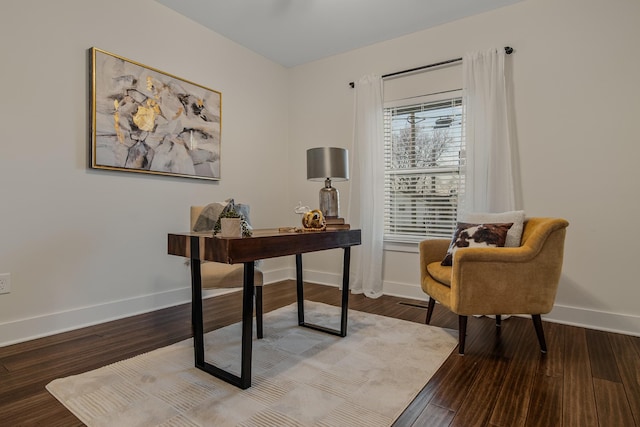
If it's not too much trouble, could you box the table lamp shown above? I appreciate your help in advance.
[306,147,349,218]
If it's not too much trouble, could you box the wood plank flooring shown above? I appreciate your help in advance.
[1,281,638,426]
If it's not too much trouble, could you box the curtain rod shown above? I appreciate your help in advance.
[348,46,513,88]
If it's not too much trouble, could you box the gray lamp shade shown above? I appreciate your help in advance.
[306,147,349,181]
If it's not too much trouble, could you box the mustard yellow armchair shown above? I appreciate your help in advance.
[420,217,569,355]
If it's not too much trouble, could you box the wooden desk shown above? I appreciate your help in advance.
[167,228,362,389]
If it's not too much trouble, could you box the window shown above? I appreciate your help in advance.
[384,92,464,243]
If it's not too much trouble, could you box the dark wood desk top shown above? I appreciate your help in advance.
[168,228,361,264]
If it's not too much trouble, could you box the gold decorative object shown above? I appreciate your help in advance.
[301,209,327,231]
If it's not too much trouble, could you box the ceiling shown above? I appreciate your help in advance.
[155,0,523,68]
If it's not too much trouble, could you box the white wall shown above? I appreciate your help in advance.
[0,0,293,345]
[288,0,640,335]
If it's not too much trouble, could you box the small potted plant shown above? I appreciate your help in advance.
[214,208,252,237]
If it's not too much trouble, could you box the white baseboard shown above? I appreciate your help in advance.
[383,281,640,337]
[2,270,638,347]
[544,304,640,337]
[0,267,292,348]
[383,280,429,301]
[0,267,366,348]
[298,269,342,288]
[263,267,294,285]
[0,286,193,347]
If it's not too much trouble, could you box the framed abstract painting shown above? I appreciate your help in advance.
[90,47,221,180]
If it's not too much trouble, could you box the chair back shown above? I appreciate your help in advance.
[190,206,204,231]
[520,217,569,293]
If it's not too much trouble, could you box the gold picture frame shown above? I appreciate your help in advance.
[90,47,221,180]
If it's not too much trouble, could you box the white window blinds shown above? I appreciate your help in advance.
[384,92,464,242]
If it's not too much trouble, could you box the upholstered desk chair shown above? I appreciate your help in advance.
[190,206,264,338]
[420,217,569,355]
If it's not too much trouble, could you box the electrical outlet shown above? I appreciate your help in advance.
[0,273,11,294]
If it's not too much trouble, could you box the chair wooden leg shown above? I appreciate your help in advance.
[255,286,263,339]
[458,315,467,355]
[495,314,502,337]
[532,314,547,353]
[425,298,436,325]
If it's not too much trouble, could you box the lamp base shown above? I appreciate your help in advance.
[319,178,339,218]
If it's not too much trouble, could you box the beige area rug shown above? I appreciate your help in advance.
[47,302,457,427]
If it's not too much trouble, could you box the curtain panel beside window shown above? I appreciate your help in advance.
[347,74,384,298]
[461,48,517,215]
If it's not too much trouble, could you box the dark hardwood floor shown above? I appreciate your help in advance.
[1,281,639,426]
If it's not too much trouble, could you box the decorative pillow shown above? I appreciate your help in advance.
[441,222,513,266]
[233,203,252,227]
[464,210,525,247]
[193,202,228,232]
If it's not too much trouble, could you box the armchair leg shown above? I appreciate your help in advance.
[425,298,436,325]
[532,314,547,353]
[255,286,263,339]
[458,315,467,355]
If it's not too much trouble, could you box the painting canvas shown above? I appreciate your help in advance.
[90,47,221,180]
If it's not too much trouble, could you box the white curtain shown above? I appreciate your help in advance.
[347,74,384,298]
[461,48,516,215]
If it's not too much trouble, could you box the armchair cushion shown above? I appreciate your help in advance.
[427,262,452,287]
[441,222,513,266]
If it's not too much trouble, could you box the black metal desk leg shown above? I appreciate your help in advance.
[240,262,255,389]
[188,236,254,389]
[296,247,351,337]
[189,237,205,367]
[255,285,263,339]
[340,247,351,337]
[296,253,304,325]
